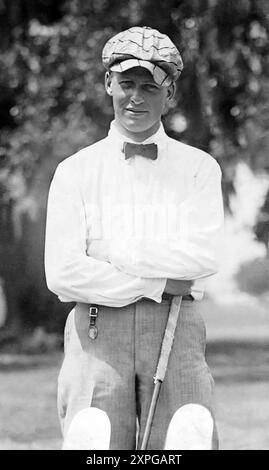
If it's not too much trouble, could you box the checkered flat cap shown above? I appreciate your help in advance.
[102,26,183,86]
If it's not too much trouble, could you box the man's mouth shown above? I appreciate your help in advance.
[125,108,148,115]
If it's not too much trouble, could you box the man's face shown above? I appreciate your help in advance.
[105,67,174,140]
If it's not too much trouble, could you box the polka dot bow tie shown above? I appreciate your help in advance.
[123,142,158,160]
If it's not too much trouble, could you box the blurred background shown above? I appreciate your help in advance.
[0,0,268,450]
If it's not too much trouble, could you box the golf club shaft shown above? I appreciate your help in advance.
[139,296,182,450]
[140,380,162,450]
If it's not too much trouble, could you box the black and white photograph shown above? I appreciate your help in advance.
[0,0,268,453]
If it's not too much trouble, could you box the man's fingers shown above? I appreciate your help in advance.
[164,279,194,295]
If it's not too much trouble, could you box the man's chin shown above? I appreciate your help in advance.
[114,117,160,139]
[123,120,154,134]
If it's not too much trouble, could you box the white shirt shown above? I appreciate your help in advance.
[45,121,224,307]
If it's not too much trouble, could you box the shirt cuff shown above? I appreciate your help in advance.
[143,277,166,303]
[190,279,205,301]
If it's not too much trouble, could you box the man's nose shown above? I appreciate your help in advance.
[130,87,144,104]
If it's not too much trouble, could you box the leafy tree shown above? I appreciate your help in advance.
[254,189,269,252]
[0,0,269,337]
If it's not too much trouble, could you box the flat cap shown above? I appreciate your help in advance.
[102,26,183,86]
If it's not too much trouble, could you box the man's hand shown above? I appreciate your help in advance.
[164,279,193,296]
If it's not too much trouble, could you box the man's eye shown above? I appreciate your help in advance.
[120,81,133,87]
[144,84,159,92]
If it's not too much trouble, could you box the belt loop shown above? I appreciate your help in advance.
[88,305,99,340]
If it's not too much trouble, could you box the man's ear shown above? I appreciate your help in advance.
[162,82,176,116]
[105,71,113,96]
[166,81,176,101]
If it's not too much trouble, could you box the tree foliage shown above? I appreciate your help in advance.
[0,0,269,333]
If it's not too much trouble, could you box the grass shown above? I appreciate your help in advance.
[207,340,269,450]
[0,297,268,450]
[0,353,62,450]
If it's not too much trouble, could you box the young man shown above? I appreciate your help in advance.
[45,26,224,450]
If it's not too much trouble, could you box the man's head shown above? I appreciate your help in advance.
[102,26,183,141]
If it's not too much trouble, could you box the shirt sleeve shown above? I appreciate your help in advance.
[108,158,224,280]
[44,160,166,307]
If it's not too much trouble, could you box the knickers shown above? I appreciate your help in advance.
[57,298,218,450]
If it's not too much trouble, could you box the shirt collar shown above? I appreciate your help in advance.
[107,120,168,164]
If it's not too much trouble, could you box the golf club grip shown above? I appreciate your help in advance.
[140,381,162,450]
[155,295,182,382]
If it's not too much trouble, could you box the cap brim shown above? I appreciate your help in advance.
[110,59,172,86]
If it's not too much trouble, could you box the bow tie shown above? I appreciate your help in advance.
[123,142,158,160]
